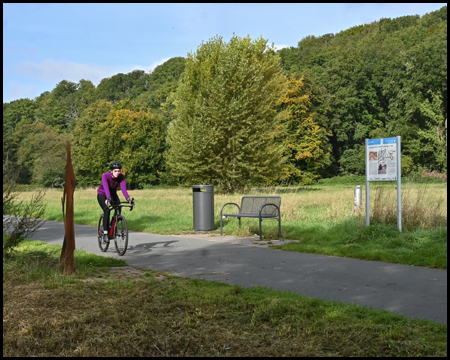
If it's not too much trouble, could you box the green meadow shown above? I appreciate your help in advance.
[13,181,447,269]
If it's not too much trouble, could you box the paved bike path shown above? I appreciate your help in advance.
[27,220,447,324]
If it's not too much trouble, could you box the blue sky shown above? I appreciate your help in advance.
[3,3,446,103]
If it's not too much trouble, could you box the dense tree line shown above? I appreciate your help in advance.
[3,57,185,188]
[278,6,447,175]
[3,6,447,191]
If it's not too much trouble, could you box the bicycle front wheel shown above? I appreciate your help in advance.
[114,215,128,256]
[97,214,109,252]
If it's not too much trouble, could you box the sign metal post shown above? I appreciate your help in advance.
[365,136,402,231]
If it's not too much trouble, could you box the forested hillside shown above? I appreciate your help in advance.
[278,6,447,177]
[3,6,447,189]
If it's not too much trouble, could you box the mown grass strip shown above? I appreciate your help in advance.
[271,219,447,269]
[3,240,447,357]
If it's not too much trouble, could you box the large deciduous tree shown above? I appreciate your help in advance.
[97,106,166,186]
[71,100,113,186]
[276,75,332,184]
[15,123,69,187]
[71,100,166,187]
[3,98,36,175]
[166,35,287,193]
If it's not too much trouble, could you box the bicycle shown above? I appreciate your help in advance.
[97,198,134,256]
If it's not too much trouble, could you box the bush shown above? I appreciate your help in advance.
[3,163,47,256]
[338,147,365,175]
[317,175,366,186]
[404,169,447,183]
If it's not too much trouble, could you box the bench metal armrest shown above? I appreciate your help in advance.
[258,203,281,241]
[220,202,240,236]
[259,203,281,218]
[220,202,240,217]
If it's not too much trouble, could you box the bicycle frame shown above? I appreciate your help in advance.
[97,198,134,256]
[107,200,134,238]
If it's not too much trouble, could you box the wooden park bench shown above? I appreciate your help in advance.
[220,196,281,240]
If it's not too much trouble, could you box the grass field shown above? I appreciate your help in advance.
[3,239,447,357]
[13,182,447,268]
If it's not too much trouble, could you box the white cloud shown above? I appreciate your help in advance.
[4,57,176,102]
[273,44,291,51]
[12,59,170,85]
[148,57,171,73]
[7,81,36,101]
[263,44,292,54]
[4,45,38,56]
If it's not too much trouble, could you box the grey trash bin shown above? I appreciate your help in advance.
[193,185,214,231]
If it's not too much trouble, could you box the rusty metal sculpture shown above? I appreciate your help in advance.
[60,141,76,275]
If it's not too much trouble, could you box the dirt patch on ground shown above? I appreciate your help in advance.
[171,233,300,248]
[82,266,168,282]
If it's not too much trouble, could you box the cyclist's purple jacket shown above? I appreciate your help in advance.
[97,172,130,200]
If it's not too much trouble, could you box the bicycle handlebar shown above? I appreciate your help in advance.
[108,197,135,211]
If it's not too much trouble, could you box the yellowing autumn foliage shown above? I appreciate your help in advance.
[276,75,332,185]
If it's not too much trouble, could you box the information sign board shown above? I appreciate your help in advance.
[365,136,402,231]
[366,137,398,181]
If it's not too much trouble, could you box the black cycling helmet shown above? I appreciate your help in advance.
[109,161,122,170]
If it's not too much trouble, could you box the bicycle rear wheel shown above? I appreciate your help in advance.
[114,215,128,256]
[97,214,109,252]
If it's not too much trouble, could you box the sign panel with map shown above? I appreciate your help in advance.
[366,137,398,181]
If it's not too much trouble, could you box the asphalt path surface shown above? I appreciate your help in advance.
[21,219,448,324]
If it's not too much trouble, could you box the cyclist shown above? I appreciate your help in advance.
[97,161,132,243]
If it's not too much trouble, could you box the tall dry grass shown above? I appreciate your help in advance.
[248,186,356,224]
[11,183,447,234]
[371,183,447,230]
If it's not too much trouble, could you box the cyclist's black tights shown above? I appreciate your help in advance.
[97,194,120,232]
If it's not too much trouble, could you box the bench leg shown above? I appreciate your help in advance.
[278,217,281,239]
[259,218,263,240]
[258,217,281,240]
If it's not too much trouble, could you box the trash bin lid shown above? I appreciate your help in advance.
[192,184,214,192]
